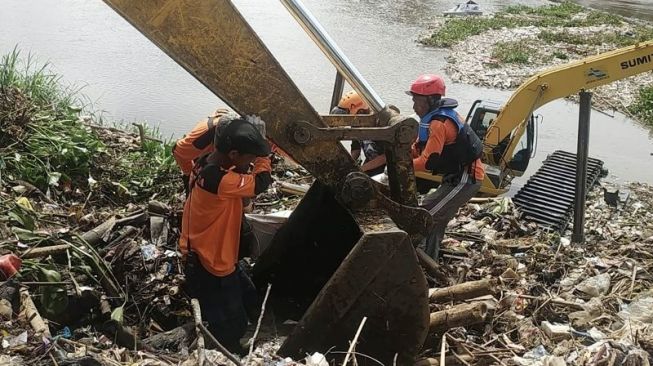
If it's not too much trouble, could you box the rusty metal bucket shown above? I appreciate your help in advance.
[252,182,429,365]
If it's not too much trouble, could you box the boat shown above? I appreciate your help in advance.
[443,0,483,17]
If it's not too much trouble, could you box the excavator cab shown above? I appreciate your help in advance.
[467,99,536,178]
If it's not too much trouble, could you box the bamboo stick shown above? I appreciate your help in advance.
[19,286,51,337]
[22,244,72,259]
[192,299,206,366]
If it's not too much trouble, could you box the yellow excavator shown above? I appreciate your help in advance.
[99,0,653,364]
[415,40,653,196]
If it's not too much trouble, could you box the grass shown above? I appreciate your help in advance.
[422,1,627,48]
[491,40,533,64]
[0,48,180,204]
[628,85,653,127]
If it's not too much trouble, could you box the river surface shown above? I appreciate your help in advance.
[1,0,652,190]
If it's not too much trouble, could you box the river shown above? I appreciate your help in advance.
[1,0,652,189]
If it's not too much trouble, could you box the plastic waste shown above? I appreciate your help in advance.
[305,352,328,366]
[575,273,611,297]
[618,294,653,323]
[0,254,21,280]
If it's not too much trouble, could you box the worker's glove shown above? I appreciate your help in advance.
[245,114,267,138]
[210,107,231,118]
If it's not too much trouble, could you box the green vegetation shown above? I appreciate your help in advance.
[422,1,628,48]
[0,48,179,204]
[628,85,653,126]
[491,40,533,64]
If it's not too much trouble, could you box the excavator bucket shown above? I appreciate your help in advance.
[253,182,430,364]
[100,0,430,363]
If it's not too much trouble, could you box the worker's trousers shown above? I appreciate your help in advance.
[188,263,258,355]
[420,171,481,259]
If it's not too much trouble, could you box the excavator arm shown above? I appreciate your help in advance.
[487,40,653,170]
[101,0,431,363]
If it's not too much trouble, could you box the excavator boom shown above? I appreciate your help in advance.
[101,0,431,364]
[487,40,653,168]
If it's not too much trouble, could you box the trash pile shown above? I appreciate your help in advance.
[416,182,653,365]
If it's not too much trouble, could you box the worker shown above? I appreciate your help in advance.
[180,117,272,355]
[172,110,273,259]
[331,90,386,176]
[406,74,485,259]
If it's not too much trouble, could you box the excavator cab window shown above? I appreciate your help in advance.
[505,115,535,176]
[466,100,499,140]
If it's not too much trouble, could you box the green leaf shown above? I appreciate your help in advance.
[111,305,124,324]
[48,172,62,186]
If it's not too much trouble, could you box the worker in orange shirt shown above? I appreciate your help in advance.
[331,90,387,176]
[180,117,272,354]
[406,74,485,259]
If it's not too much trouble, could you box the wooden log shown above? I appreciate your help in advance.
[22,244,72,259]
[278,182,309,196]
[142,322,195,351]
[416,248,439,277]
[148,200,170,216]
[81,217,116,247]
[192,299,206,366]
[429,279,498,303]
[19,286,51,337]
[429,302,488,334]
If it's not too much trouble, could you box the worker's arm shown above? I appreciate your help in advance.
[361,155,386,173]
[412,121,446,172]
[218,157,273,198]
[173,120,214,176]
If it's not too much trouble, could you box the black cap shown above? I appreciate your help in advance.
[215,119,271,157]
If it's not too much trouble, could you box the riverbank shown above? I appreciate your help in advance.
[2,50,653,365]
[420,2,653,126]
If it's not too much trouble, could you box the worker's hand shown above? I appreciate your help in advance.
[245,114,267,138]
[210,107,231,118]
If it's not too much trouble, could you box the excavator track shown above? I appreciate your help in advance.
[512,150,605,232]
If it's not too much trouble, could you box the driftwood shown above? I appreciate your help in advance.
[148,200,170,216]
[81,217,116,247]
[429,278,498,303]
[278,182,310,196]
[429,302,488,334]
[142,322,195,351]
[19,286,51,337]
[22,244,72,259]
[192,299,206,366]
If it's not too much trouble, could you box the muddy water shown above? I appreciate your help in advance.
[1,0,652,189]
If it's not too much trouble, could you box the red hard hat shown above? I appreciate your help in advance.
[406,74,446,96]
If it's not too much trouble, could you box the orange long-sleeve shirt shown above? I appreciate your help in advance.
[180,156,272,276]
[412,115,485,182]
[173,118,216,176]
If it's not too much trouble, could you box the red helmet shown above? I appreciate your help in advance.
[406,74,446,96]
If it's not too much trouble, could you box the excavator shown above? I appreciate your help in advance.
[99,0,653,364]
[414,39,653,196]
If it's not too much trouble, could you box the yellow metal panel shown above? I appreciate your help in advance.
[102,0,358,187]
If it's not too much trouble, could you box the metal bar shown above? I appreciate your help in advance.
[279,0,385,112]
[330,72,345,111]
[572,91,592,243]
